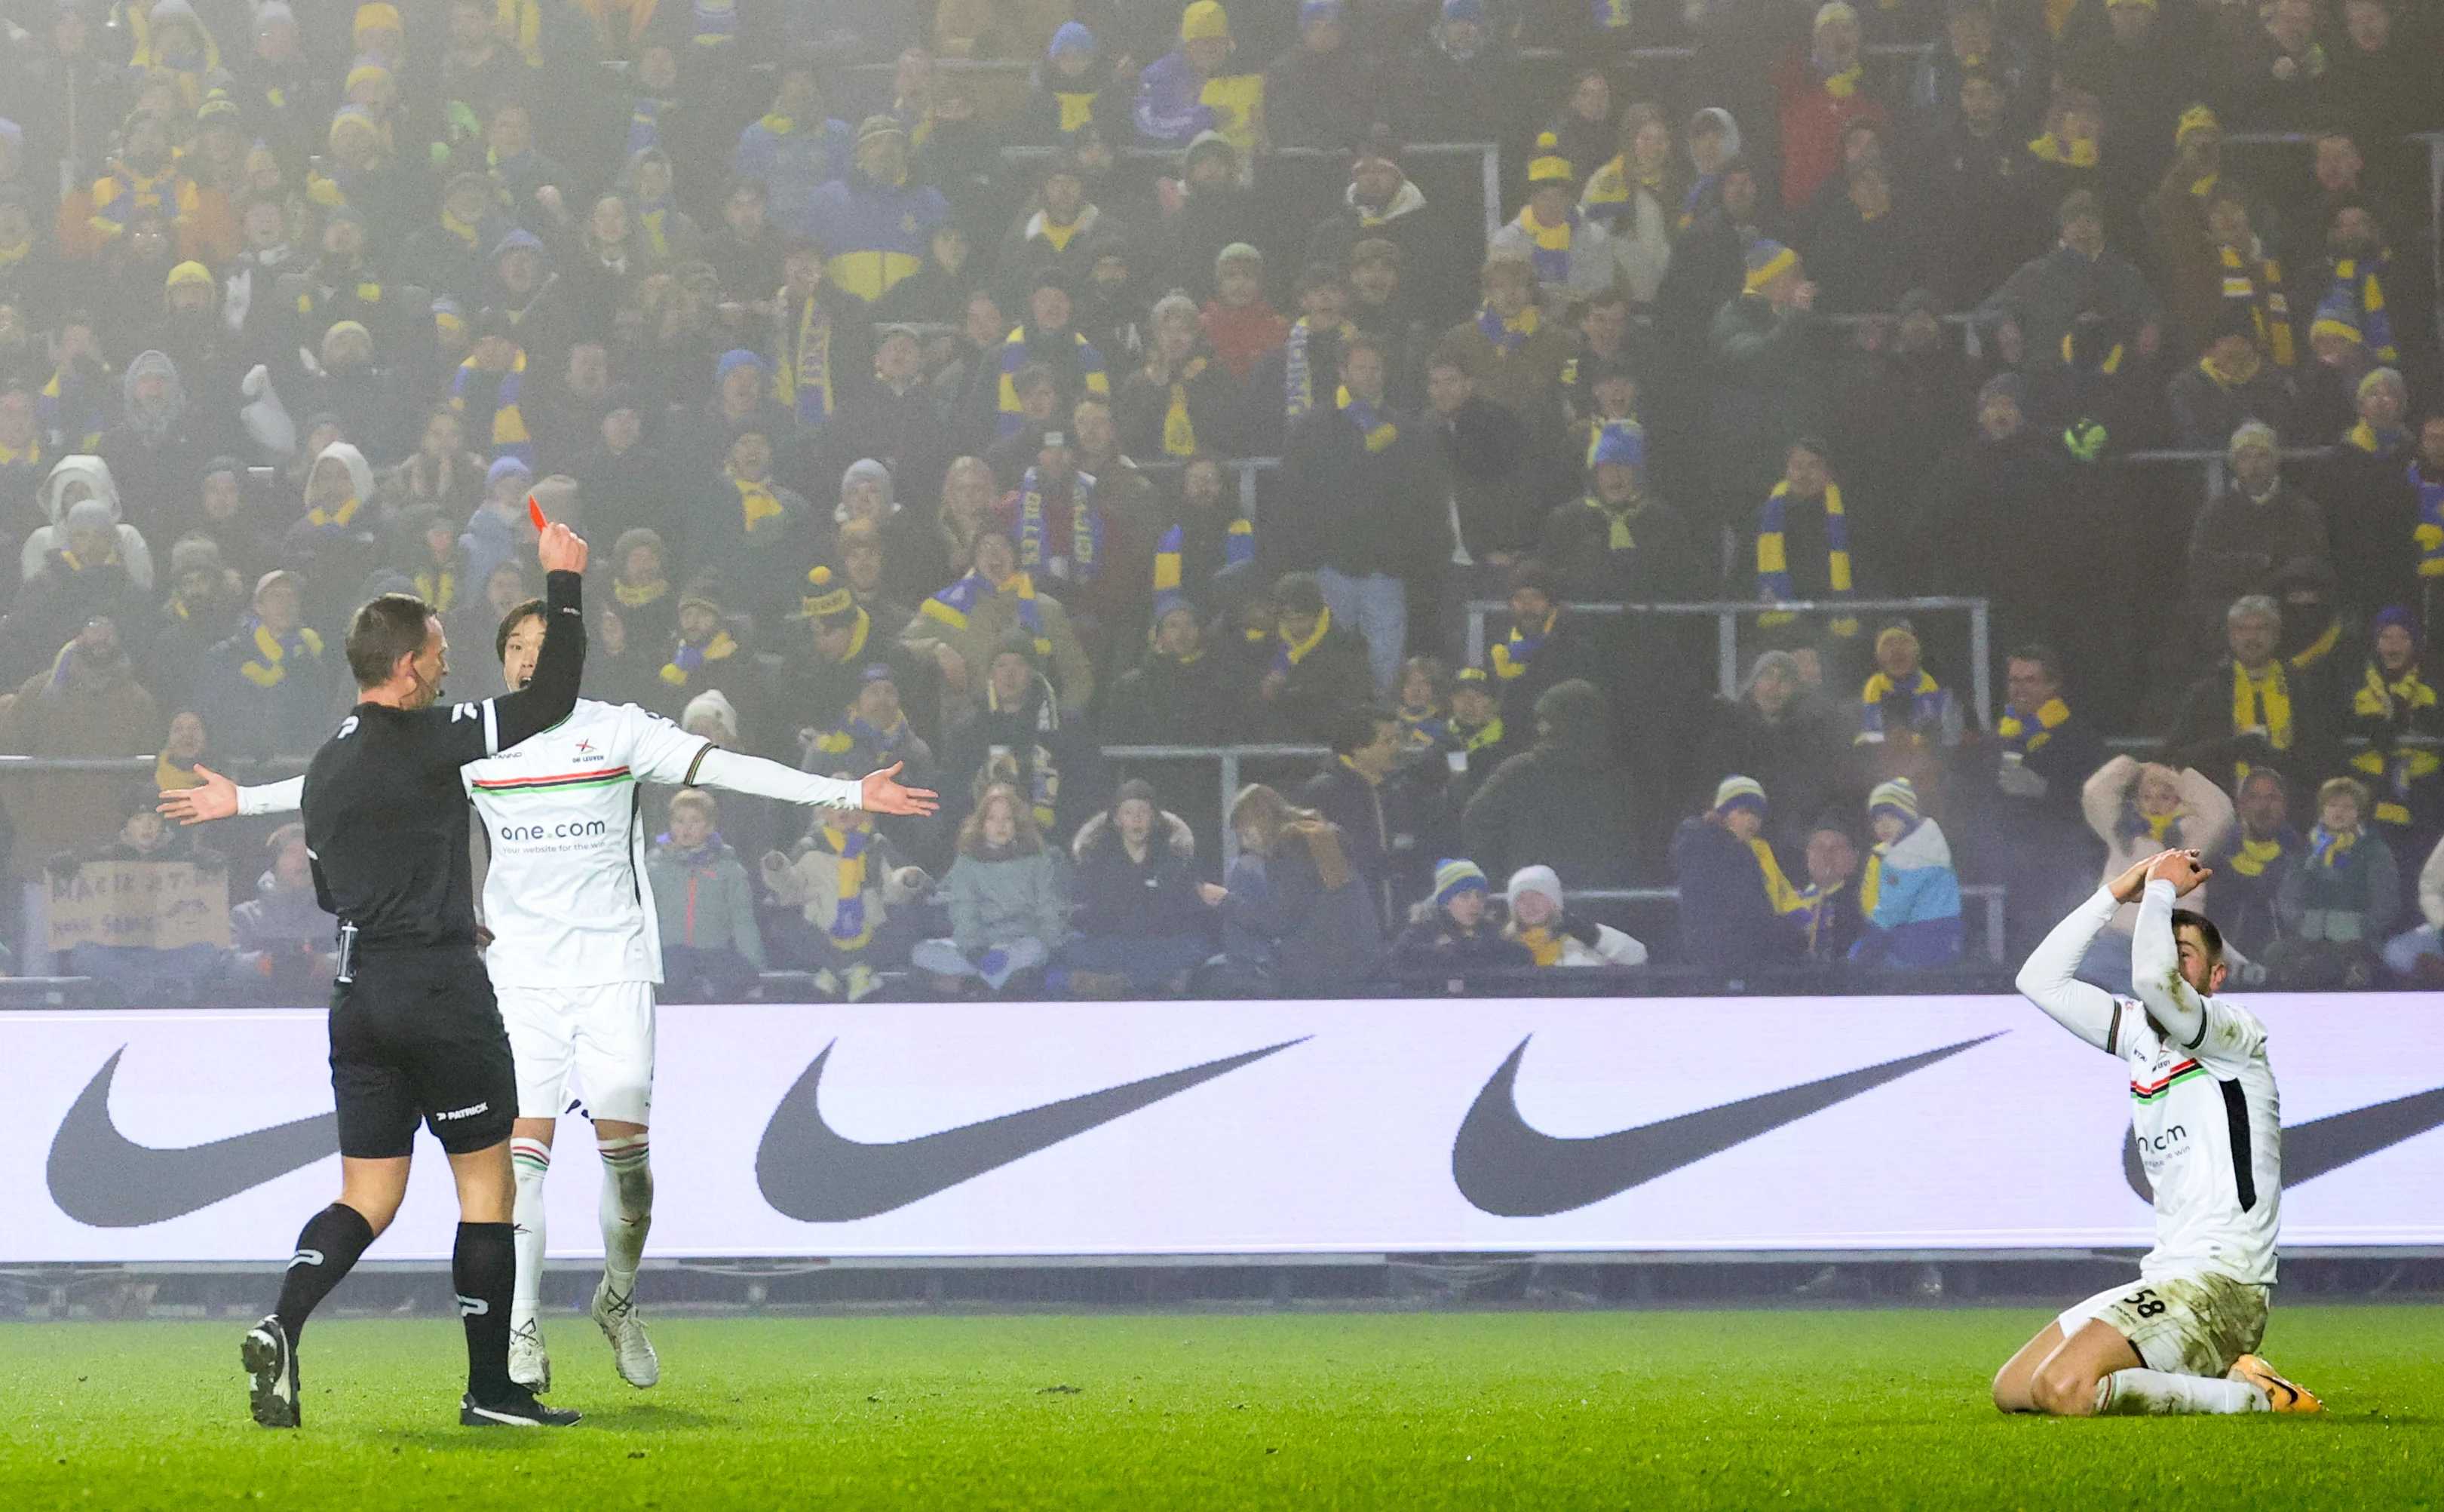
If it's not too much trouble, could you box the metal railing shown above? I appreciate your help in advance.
[1103,744,1329,866]
[1467,595,1995,729]
[1569,883,2009,965]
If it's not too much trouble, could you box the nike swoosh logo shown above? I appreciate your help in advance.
[756,1038,1305,1222]
[2121,1085,2444,1201]
[48,1049,339,1228]
[1453,1034,2004,1217]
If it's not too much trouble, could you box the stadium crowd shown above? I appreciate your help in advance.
[0,0,2442,1001]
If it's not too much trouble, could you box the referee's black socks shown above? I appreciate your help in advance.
[454,1221,517,1402]
[274,1203,376,1347]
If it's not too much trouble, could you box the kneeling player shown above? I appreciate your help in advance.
[1998,848,2320,1416]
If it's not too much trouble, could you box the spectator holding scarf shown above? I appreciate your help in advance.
[1754,436,1859,648]
[1672,774,1806,974]
[903,524,1096,718]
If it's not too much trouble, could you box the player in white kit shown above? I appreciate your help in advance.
[166,602,937,1395]
[1998,847,2321,1416]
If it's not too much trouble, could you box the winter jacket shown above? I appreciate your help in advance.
[937,675,1107,846]
[2185,482,2332,612]
[940,848,1069,953]
[1102,647,1234,746]
[1216,821,1382,990]
[23,455,156,592]
[1671,814,1791,974]
[2165,658,2343,797]
[1389,913,1534,972]
[1277,398,1431,580]
[805,170,952,304]
[645,838,766,968]
[732,114,854,238]
[0,646,161,882]
[1851,817,1964,968]
[1068,809,1210,940]
[1973,243,2163,373]
[2276,830,2400,944]
[232,870,334,952]
[1462,679,1637,887]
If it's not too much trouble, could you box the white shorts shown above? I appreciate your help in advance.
[2057,1269,2269,1378]
[497,981,657,1127]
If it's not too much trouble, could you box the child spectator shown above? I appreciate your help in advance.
[1059,779,1214,995]
[913,782,1069,995]
[1851,778,1963,968]
[1501,863,1647,968]
[759,792,930,1003]
[2268,777,2399,980]
[230,821,336,1000]
[2079,755,2235,986]
[1794,820,1866,963]
[56,787,226,1004]
[645,789,765,1001]
[1391,857,1534,976]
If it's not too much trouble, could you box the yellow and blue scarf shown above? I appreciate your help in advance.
[2231,661,2292,782]
[776,293,835,424]
[1516,204,1579,287]
[1997,697,2069,756]
[2219,244,2293,366]
[1161,357,1206,455]
[1273,606,1332,676]
[2353,659,2439,824]
[823,825,875,949]
[996,325,1109,438]
[1859,668,1947,740]
[1152,515,1253,600]
[1756,481,1856,636]
[734,477,783,531]
[1490,609,1554,681]
[238,618,323,689]
[1284,317,1351,421]
[2329,252,2397,363]
[924,571,1050,658]
[660,628,737,685]
[452,349,531,463]
[1476,302,1538,357]
[1016,468,1099,584]
[1339,385,1396,452]
[2305,823,2358,872]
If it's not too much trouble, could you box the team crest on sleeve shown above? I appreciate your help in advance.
[336,716,358,738]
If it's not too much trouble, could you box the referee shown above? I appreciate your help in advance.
[241,522,591,1430]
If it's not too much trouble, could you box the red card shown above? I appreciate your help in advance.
[528,495,547,532]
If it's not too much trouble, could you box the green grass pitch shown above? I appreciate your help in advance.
[3,1306,2438,1510]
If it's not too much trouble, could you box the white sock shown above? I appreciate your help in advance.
[597,1133,653,1296]
[510,1136,551,1333]
[2097,1369,2268,1415]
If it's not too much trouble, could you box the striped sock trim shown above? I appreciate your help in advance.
[596,1135,649,1171]
[511,1138,553,1175]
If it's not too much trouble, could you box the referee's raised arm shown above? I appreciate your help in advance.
[489,523,590,753]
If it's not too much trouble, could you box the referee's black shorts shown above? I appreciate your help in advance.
[328,946,517,1159]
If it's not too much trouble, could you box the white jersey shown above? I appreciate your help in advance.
[2102,989,2282,1285]
[463,699,715,989]
[235,698,863,989]
[2016,882,2282,1288]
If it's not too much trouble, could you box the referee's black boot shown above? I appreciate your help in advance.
[461,1385,583,1428]
[240,1315,299,1428]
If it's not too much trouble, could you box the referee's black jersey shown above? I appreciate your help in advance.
[302,571,586,953]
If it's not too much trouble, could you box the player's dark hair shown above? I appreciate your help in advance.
[2169,908,2223,962]
[345,593,436,689]
[495,597,547,663]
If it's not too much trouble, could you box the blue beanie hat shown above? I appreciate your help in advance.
[2374,604,2421,646]
[716,348,768,384]
[1301,0,1343,25]
[1590,420,1645,471]
[1442,0,1489,25]
[1049,21,1093,57]
[486,455,531,487]
[1433,857,1489,906]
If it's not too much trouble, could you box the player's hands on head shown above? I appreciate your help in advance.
[158,765,238,826]
[2146,848,2212,896]
[536,520,587,575]
[861,762,940,817]
[2108,850,2169,903]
